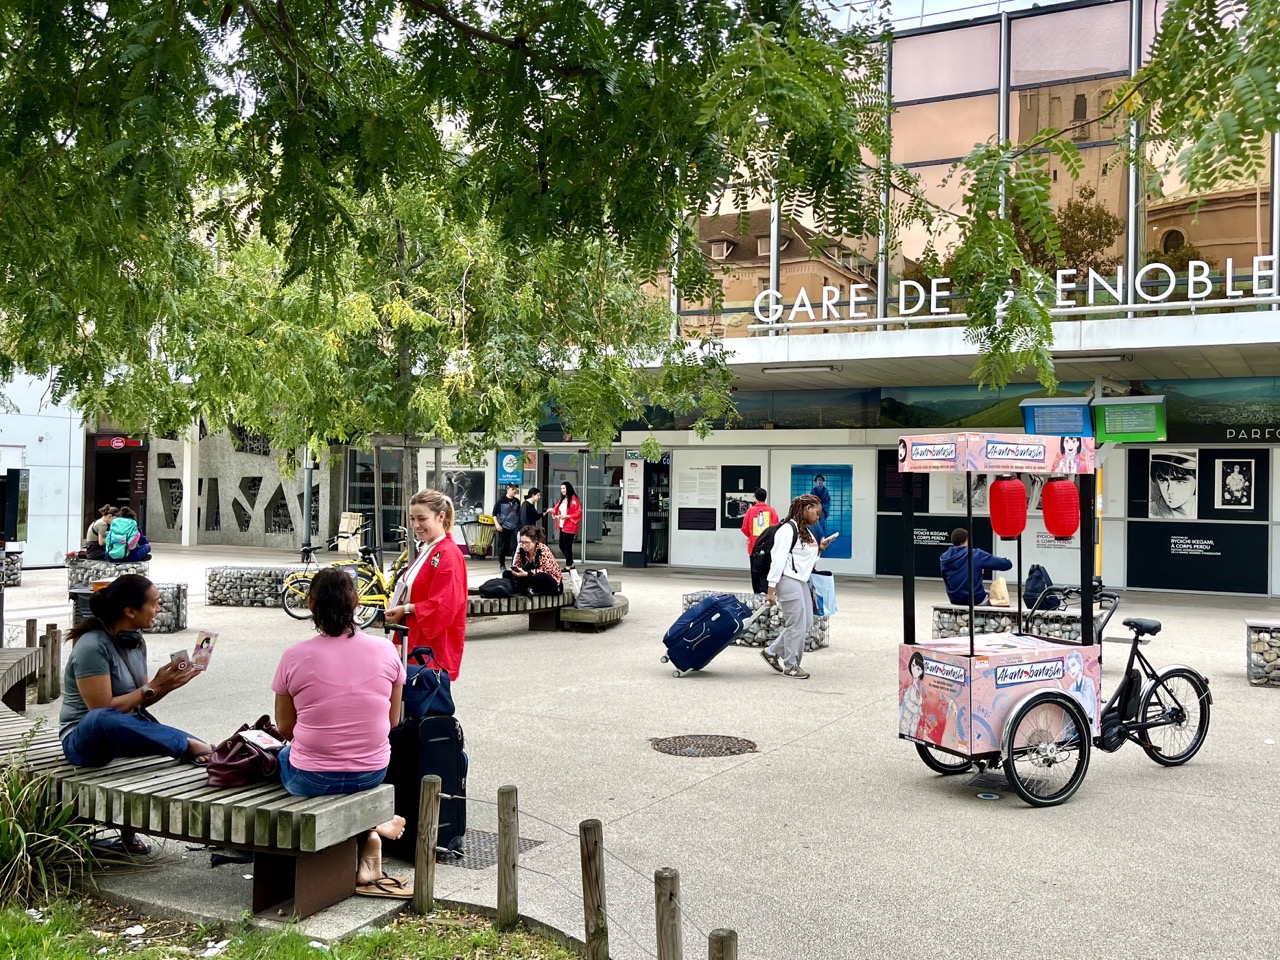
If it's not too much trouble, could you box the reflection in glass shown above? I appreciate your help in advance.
[891,24,1000,102]
[1010,3,1131,87]
[892,96,999,165]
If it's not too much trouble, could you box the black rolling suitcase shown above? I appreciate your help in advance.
[384,626,468,858]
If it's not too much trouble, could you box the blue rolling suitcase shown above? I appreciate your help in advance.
[661,594,755,676]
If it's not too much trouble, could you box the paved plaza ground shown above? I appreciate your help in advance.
[8,545,1280,958]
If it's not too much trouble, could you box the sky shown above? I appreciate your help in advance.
[884,0,1054,28]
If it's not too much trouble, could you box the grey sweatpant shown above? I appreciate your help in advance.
[767,576,812,670]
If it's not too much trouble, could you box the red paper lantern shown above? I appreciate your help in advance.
[1042,478,1080,538]
[989,476,1028,539]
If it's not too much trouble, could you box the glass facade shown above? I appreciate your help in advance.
[684,0,1277,332]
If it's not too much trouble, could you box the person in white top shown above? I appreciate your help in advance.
[763,494,837,680]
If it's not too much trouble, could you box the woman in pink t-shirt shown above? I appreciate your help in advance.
[272,567,409,898]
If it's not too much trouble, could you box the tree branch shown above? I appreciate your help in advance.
[401,0,591,78]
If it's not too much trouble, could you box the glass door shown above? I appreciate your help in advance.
[582,451,623,564]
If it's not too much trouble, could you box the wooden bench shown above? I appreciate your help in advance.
[560,595,630,632]
[0,711,393,919]
[467,578,625,631]
[0,647,42,714]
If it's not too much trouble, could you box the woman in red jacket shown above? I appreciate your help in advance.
[550,480,583,571]
[385,489,468,680]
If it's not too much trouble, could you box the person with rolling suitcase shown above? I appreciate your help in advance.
[762,494,838,680]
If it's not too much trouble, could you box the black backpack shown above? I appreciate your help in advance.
[478,577,515,598]
[1024,564,1061,610]
[749,520,799,584]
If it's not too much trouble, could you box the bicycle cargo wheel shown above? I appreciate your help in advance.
[1002,691,1091,808]
[1137,667,1211,766]
[915,743,973,776]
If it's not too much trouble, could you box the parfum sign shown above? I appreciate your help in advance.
[752,256,1280,323]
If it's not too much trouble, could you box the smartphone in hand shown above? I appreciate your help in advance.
[169,650,192,672]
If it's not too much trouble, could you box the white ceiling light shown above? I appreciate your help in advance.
[761,365,841,375]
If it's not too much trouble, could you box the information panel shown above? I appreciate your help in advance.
[1094,397,1167,443]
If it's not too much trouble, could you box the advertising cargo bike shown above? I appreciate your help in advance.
[897,432,1212,807]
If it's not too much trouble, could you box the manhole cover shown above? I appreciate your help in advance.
[440,830,544,871]
[651,735,757,757]
[967,770,1010,791]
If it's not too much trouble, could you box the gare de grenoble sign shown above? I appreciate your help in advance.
[751,256,1279,323]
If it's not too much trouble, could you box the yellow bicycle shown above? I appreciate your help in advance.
[281,525,413,628]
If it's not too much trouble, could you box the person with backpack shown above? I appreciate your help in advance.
[103,507,152,563]
[761,494,838,680]
[491,484,523,570]
[740,488,779,594]
[507,525,563,595]
[939,528,1011,607]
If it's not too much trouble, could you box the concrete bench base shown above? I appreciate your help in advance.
[681,591,830,652]
[561,596,630,632]
[1246,620,1280,687]
[932,603,1089,641]
[67,556,151,590]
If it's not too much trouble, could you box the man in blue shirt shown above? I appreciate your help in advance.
[810,475,831,540]
[939,528,1012,606]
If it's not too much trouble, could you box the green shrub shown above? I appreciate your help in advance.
[0,727,96,907]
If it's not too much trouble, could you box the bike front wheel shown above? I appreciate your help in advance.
[354,569,383,629]
[281,574,313,619]
[1136,667,1211,767]
[1003,691,1091,808]
[915,744,974,776]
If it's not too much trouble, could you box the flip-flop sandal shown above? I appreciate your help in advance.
[380,871,409,887]
[355,877,412,899]
[188,751,213,767]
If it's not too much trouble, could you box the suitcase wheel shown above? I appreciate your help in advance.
[660,655,669,663]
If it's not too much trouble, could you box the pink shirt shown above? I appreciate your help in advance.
[271,631,406,772]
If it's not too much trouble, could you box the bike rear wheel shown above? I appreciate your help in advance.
[354,569,383,629]
[1003,691,1091,807]
[1137,667,1211,766]
[281,575,312,619]
[915,744,974,776]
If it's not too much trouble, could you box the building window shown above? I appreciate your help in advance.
[710,241,730,260]
[1162,230,1186,254]
[757,237,771,257]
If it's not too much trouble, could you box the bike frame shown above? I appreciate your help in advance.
[1101,638,1192,742]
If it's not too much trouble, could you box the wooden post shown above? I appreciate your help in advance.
[24,619,36,682]
[655,866,682,960]
[579,819,609,960]
[36,628,51,704]
[496,784,519,931]
[49,627,63,700]
[413,775,441,915]
[708,929,738,960]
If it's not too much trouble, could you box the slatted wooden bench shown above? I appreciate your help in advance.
[1,647,42,713]
[467,578,624,631]
[0,711,393,919]
[560,595,630,632]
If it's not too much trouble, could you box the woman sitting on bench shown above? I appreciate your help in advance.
[60,574,213,855]
[272,567,410,899]
[508,524,564,595]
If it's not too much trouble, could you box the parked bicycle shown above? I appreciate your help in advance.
[280,524,414,628]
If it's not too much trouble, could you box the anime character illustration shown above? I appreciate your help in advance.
[1217,460,1253,509]
[1062,650,1097,726]
[1149,451,1197,520]
[900,651,925,738]
[1054,436,1085,474]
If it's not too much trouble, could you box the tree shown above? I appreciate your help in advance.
[1014,185,1124,279]
[0,1,898,454]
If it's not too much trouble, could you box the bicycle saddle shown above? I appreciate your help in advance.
[1122,617,1162,637]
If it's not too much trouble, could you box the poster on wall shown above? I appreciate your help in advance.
[721,465,762,529]
[1127,521,1268,594]
[441,468,486,523]
[1148,450,1199,520]
[949,474,988,510]
[875,515,995,577]
[877,449,928,514]
[790,464,852,560]
[1215,459,1253,510]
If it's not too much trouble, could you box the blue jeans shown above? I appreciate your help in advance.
[278,744,388,797]
[62,708,195,767]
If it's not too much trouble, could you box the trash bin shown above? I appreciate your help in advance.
[460,515,497,559]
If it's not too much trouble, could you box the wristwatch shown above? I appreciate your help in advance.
[140,684,157,702]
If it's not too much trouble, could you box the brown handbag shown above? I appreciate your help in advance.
[206,715,286,788]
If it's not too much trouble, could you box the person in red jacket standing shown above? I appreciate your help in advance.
[550,480,584,572]
[385,489,468,681]
[741,487,780,594]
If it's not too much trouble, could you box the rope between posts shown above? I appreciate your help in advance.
[451,793,711,940]
[516,862,659,960]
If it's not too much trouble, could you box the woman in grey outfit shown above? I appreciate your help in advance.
[762,494,837,680]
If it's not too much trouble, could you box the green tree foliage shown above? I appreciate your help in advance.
[1014,185,1125,278]
[0,0,894,452]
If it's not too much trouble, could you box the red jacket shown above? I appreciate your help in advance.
[406,536,468,680]
[553,495,583,535]
[741,502,780,554]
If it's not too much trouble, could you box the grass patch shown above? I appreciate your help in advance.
[1,898,580,960]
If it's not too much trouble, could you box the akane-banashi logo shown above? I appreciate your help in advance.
[911,443,957,462]
[984,441,1046,464]
[995,660,1065,686]
[923,658,966,684]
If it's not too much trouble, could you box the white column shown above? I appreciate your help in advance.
[180,420,199,546]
